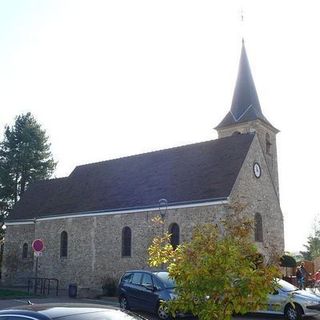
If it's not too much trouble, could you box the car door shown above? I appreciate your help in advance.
[265,289,287,314]
[138,272,158,312]
[127,272,143,309]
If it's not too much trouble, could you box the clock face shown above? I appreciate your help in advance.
[253,162,261,178]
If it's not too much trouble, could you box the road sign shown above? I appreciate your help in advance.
[32,239,44,252]
[34,251,42,257]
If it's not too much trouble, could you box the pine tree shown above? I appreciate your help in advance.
[0,113,56,219]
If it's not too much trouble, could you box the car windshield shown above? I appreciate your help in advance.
[278,279,299,292]
[154,272,176,289]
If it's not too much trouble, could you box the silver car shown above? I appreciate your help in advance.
[256,279,320,320]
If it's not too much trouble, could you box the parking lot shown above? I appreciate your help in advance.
[0,295,319,320]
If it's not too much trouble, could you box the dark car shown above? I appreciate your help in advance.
[118,270,176,319]
[0,303,145,320]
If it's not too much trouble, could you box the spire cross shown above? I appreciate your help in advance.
[240,8,245,42]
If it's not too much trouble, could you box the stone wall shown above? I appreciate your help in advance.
[217,120,280,198]
[229,134,284,257]
[2,203,228,293]
[2,224,34,285]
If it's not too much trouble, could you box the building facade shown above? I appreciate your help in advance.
[2,42,284,296]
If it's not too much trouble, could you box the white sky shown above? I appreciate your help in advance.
[0,0,319,253]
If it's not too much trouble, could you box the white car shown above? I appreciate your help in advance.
[256,279,320,320]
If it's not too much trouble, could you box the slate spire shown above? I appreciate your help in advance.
[216,40,275,130]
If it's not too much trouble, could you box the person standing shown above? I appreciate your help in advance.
[296,266,303,289]
[297,262,309,290]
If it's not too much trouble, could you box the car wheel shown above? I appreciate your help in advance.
[119,295,130,310]
[157,302,170,320]
[285,304,303,320]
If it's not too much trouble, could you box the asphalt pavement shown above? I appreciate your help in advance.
[0,295,319,320]
[0,295,282,320]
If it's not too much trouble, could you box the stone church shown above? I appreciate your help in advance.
[2,41,284,294]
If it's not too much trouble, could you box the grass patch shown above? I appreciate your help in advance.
[0,288,31,299]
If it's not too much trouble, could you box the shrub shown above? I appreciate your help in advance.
[101,276,117,297]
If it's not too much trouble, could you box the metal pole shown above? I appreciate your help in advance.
[34,255,38,294]
[159,199,168,271]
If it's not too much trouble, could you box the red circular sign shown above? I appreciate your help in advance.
[32,239,44,252]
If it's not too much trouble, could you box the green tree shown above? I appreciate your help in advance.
[300,234,320,261]
[148,209,280,320]
[300,216,320,261]
[0,112,56,218]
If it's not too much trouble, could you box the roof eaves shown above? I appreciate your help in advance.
[6,196,229,223]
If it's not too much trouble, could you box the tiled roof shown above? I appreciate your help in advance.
[8,133,254,221]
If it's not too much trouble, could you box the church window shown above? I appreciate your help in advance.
[266,133,272,155]
[168,223,180,249]
[22,243,28,259]
[254,213,263,242]
[60,231,68,258]
[122,226,131,257]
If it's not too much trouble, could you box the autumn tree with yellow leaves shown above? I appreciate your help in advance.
[148,206,280,320]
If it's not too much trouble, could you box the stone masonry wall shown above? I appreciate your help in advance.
[217,120,280,198]
[229,134,284,257]
[2,224,34,285]
[2,204,228,293]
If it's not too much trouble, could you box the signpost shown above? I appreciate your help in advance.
[32,239,44,294]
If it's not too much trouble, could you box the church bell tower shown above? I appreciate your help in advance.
[215,40,280,197]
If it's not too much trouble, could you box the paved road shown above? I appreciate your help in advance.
[0,296,319,320]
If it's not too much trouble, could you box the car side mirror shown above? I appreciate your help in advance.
[145,284,155,291]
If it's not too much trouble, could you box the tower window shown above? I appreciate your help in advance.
[254,213,263,242]
[22,243,28,259]
[60,231,68,258]
[266,133,272,155]
[122,226,132,257]
[168,223,180,249]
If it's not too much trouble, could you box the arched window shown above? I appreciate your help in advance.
[60,231,68,258]
[22,243,28,259]
[254,213,263,242]
[122,226,131,257]
[168,223,180,249]
[266,133,272,155]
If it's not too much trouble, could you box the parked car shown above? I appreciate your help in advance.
[0,303,144,320]
[255,278,320,320]
[118,270,176,319]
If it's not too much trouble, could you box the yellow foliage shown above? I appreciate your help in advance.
[148,211,280,320]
